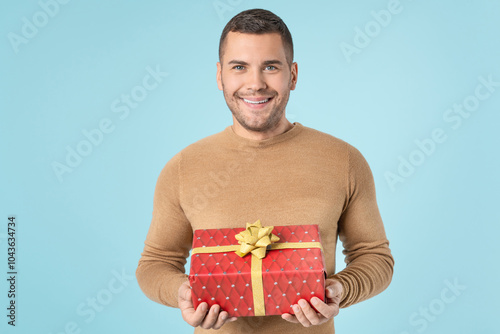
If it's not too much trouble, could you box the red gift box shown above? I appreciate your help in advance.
[188,221,326,317]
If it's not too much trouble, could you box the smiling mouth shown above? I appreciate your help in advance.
[239,96,275,108]
[242,98,271,104]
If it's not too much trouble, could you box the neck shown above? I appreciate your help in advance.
[231,117,294,141]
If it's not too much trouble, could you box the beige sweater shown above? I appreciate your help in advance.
[136,122,394,333]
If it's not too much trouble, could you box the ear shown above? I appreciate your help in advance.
[216,62,223,91]
[289,62,298,91]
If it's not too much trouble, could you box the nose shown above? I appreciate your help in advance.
[244,69,267,92]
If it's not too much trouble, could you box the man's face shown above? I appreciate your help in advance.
[217,32,297,133]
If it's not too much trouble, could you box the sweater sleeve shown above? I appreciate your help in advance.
[136,152,192,308]
[329,144,394,308]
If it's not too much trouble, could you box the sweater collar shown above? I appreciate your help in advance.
[224,122,304,148]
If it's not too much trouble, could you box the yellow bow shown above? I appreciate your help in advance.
[234,220,280,259]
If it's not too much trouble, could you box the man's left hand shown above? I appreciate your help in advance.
[281,279,343,327]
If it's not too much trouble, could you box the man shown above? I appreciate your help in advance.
[136,8,394,333]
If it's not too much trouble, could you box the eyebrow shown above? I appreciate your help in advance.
[227,59,284,66]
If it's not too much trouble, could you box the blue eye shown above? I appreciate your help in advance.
[265,66,277,71]
[233,65,244,70]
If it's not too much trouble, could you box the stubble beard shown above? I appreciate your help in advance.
[221,80,291,133]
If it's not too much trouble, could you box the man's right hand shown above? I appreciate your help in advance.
[178,281,238,330]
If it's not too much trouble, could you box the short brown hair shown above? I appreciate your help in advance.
[219,9,294,66]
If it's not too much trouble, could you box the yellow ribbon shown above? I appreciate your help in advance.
[191,220,323,316]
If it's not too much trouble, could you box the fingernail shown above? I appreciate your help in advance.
[293,305,299,313]
[299,300,307,307]
[200,304,206,311]
[221,313,227,320]
[212,305,219,313]
[311,297,319,305]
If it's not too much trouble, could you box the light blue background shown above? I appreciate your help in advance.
[1,0,499,333]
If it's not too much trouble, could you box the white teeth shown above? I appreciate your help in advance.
[243,98,270,104]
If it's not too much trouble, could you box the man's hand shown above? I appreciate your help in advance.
[281,279,343,327]
[178,281,238,330]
